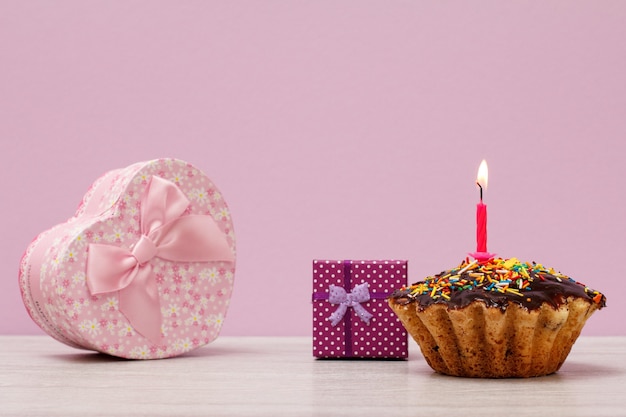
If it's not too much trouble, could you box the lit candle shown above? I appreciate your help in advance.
[471,160,495,261]
[476,160,488,252]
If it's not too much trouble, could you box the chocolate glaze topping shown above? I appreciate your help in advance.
[390,258,606,312]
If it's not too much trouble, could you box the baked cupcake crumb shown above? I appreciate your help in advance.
[389,257,606,378]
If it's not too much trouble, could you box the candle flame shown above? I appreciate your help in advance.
[476,160,488,190]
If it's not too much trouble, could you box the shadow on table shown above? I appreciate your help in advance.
[421,359,622,382]
[46,352,127,363]
[45,343,257,363]
[557,360,624,377]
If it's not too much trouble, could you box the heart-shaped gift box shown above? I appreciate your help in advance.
[19,158,236,359]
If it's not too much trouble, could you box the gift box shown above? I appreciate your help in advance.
[19,158,236,359]
[312,260,408,358]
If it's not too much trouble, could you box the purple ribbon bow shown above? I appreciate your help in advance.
[327,283,373,327]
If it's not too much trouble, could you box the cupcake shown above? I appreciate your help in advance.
[388,257,606,378]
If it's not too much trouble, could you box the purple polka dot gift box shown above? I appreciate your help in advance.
[312,260,408,359]
[19,159,236,359]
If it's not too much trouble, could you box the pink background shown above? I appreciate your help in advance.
[1,1,625,338]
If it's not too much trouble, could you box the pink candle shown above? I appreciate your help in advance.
[476,200,487,252]
[471,160,494,261]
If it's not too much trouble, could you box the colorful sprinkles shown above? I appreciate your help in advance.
[398,257,606,308]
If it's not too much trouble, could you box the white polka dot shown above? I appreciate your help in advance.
[313,260,408,358]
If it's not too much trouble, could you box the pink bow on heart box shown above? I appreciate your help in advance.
[19,159,236,359]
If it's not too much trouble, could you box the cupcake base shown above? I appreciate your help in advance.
[389,297,600,378]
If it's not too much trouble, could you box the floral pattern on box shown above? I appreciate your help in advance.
[19,159,236,359]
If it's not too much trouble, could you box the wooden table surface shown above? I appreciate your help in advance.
[1,336,625,416]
